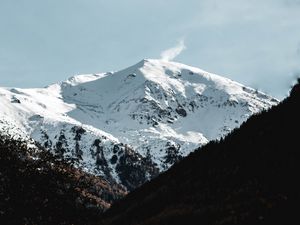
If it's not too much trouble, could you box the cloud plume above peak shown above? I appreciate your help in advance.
[160,39,186,61]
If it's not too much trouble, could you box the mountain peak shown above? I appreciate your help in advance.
[0,59,278,190]
[57,59,233,92]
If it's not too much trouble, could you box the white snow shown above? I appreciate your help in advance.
[0,59,278,179]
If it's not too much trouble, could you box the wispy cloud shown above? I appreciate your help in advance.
[160,39,186,61]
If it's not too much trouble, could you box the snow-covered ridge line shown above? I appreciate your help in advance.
[0,59,278,190]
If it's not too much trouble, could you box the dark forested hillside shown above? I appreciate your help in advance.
[0,136,126,225]
[101,80,300,225]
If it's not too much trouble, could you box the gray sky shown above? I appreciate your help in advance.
[1,0,300,99]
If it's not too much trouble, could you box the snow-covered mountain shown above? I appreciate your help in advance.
[0,59,278,190]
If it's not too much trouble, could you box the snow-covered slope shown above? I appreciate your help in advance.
[0,59,278,190]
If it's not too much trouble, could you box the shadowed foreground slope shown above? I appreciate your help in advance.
[0,137,126,225]
[102,81,300,225]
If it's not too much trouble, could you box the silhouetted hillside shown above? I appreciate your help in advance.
[101,79,300,225]
[0,136,126,225]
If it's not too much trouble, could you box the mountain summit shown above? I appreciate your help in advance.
[0,59,278,190]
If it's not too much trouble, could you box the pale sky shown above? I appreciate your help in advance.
[1,0,300,99]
